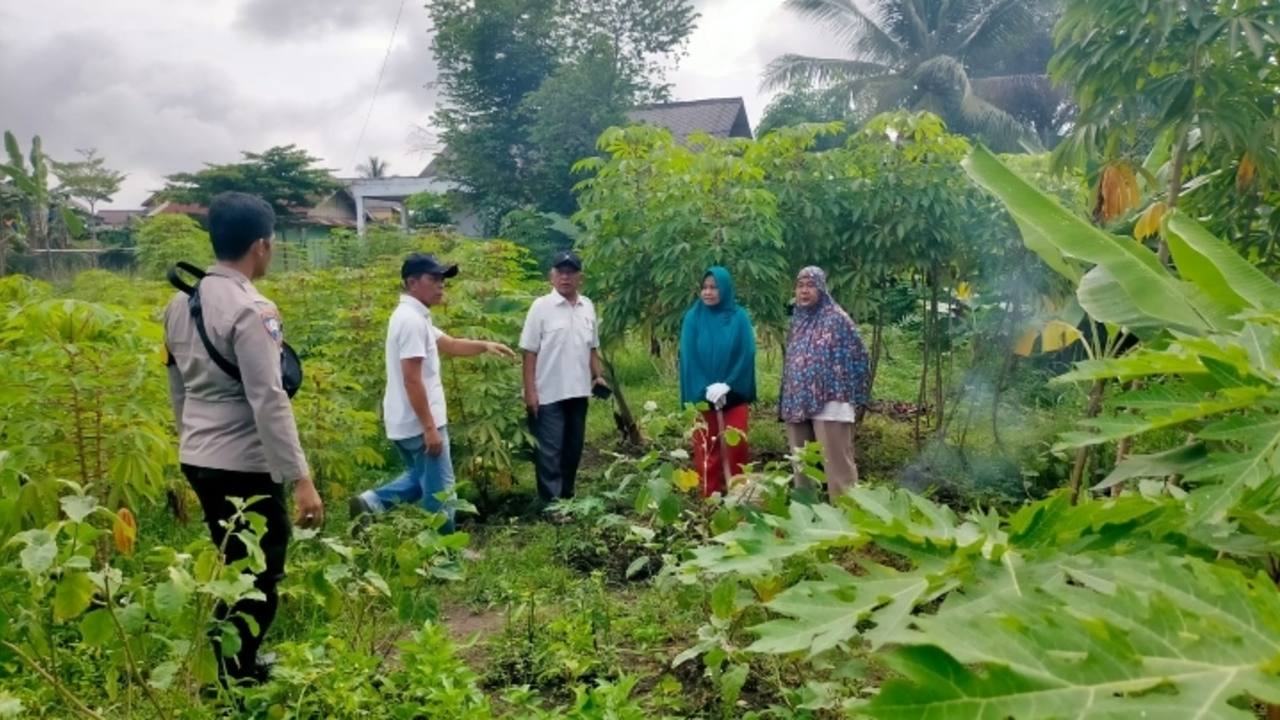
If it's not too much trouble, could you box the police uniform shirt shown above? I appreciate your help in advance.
[164,265,309,483]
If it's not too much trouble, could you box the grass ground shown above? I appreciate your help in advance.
[125,327,1084,717]
[417,328,1080,714]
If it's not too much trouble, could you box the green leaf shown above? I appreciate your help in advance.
[53,571,95,621]
[1164,210,1280,315]
[363,570,391,597]
[0,692,23,718]
[79,608,115,647]
[710,578,739,620]
[14,530,56,575]
[625,556,650,579]
[748,564,930,656]
[1182,417,1280,525]
[866,555,1280,718]
[149,660,179,691]
[718,663,749,707]
[153,580,190,620]
[963,145,1214,333]
[683,502,863,577]
[1094,443,1208,491]
[59,495,98,523]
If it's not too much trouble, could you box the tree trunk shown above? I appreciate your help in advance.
[601,354,642,447]
[88,200,99,270]
[1157,129,1189,265]
[932,277,944,435]
[1069,379,1107,504]
[868,320,884,398]
[914,275,931,448]
[1158,46,1198,264]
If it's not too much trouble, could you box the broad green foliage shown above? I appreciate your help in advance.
[573,124,788,343]
[1,131,82,263]
[676,483,1280,717]
[428,0,697,227]
[133,214,213,280]
[0,277,172,518]
[574,112,1024,345]
[263,236,541,499]
[668,148,1280,717]
[764,0,1064,150]
[0,486,479,718]
[968,145,1280,529]
[405,190,453,228]
[499,206,576,268]
[161,144,339,221]
[870,554,1280,718]
[1052,0,1280,176]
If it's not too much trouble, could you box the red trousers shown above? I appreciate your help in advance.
[693,405,750,497]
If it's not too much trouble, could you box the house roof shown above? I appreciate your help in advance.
[144,201,208,217]
[96,209,143,227]
[418,154,444,178]
[416,97,755,175]
[626,97,753,141]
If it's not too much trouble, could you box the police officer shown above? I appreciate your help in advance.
[163,191,323,684]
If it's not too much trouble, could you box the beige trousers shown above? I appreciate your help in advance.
[786,420,859,499]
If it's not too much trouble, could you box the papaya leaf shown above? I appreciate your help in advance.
[866,555,1280,719]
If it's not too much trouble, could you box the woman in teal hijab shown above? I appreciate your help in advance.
[678,266,757,496]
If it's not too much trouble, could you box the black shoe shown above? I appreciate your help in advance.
[349,494,374,519]
[216,655,274,689]
[349,495,375,535]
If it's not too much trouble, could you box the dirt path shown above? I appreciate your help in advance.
[440,603,507,665]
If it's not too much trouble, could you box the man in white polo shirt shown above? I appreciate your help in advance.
[350,253,515,532]
[520,250,608,503]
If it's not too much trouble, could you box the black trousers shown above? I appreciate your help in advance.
[182,464,290,680]
[529,396,589,501]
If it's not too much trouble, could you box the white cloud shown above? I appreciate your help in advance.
[2,0,829,207]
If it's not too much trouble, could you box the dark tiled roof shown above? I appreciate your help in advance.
[96,209,143,227]
[417,97,755,174]
[626,97,753,141]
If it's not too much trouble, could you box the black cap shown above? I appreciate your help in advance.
[401,252,459,280]
[551,250,582,271]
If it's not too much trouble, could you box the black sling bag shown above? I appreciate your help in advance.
[166,262,303,398]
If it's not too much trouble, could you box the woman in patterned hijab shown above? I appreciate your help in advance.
[779,266,870,498]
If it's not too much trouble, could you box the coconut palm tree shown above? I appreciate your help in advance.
[764,0,1068,150]
[357,155,390,178]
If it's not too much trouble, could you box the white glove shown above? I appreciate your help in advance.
[705,383,731,409]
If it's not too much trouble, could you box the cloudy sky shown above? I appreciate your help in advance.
[0,0,844,208]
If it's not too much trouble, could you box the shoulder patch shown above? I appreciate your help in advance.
[261,309,284,343]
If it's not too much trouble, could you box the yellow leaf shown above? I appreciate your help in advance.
[1095,162,1140,224]
[673,468,700,492]
[113,507,137,555]
[1237,152,1257,192]
[954,282,973,302]
[1039,320,1083,353]
[753,577,784,603]
[1133,202,1167,241]
[1013,327,1039,357]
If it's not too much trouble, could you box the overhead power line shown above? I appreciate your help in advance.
[350,0,409,172]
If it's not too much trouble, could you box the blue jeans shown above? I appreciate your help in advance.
[360,427,456,533]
